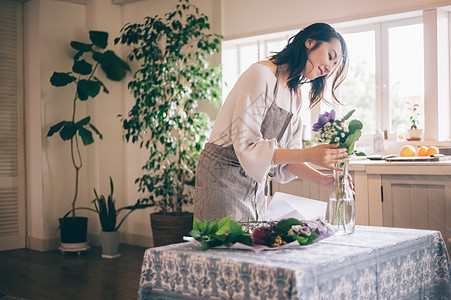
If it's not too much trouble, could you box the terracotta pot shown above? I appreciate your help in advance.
[150,212,193,247]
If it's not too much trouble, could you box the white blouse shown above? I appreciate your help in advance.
[209,63,304,184]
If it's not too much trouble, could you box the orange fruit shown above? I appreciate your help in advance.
[417,146,428,156]
[400,145,416,157]
[426,146,439,156]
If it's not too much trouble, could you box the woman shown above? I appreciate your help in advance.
[194,23,349,222]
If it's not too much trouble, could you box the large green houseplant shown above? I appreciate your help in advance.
[47,31,130,247]
[115,0,222,246]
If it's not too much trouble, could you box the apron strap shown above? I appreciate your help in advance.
[273,66,293,114]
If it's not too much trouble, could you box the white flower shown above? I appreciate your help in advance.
[341,133,345,138]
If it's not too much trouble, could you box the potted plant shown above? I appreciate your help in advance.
[47,31,130,249]
[406,101,422,141]
[62,177,153,257]
[115,0,222,247]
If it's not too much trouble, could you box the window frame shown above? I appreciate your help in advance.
[337,17,424,139]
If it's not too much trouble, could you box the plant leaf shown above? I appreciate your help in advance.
[50,72,76,87]
[70,41,92,52]
[78,126,94,145]
[47,121,66,136]
[72,59,93,75]
[99,50,130,81]
[348,119,363,135]
[342,109,355,121]
[77,116,91,126]
[89,31,108,49]
[59,122,77,140]
[77,79,101,100]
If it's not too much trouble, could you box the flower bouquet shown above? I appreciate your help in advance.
[312,109,364,235]
[189,216,335,251]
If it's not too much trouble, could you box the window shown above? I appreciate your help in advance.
[221,16,427,142]
[336,18,424,137]
[388,22,424,134]
[339,29,376,134]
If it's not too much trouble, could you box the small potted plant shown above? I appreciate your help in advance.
[406,102,422,141]
[62,177,154,258]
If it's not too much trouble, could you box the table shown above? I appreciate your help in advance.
[137,226,451,299]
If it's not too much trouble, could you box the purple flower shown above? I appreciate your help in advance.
[314,217,330,236]
[312,109,335,132]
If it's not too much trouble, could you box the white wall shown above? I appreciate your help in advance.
[24,0,220,250]
[24,0,451,251]
[221,0,451,39]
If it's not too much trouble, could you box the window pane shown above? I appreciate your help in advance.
[221,45,239,100]
[263,39,287,59]
[389,23,424,132]
[239,43,258,74]
[339,31,376,134]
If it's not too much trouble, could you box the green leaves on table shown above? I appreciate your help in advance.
[190,216,252,251]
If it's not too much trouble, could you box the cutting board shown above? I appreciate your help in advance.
[384,155,450,162]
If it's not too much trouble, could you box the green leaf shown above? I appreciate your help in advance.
[192,218,203,231]
[89,123,103,139]
[78,127,94,145]
[50,72,76,87]
[99,50,130,81]
[59,122,77,140]
[216,216,233,234]
[77,116,91,126]
[342,109,355,121]
[348,119,363,135]
[89,31,108,49]
[77,79,101,100]
[228,219,244,236]
[189,228,201,239]
[47,121,66,136]
[274,218,302,235]
[232,233,252,246]
[72,59,93,75]
[70,41,92,52]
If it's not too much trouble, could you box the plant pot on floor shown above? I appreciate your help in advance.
[101,231,120,258]
[150,212,193,247]
[59,217,89,250]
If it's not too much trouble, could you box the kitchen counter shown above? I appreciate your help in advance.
[349,158,451,175]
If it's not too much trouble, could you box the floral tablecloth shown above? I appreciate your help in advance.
[137,226,451,300]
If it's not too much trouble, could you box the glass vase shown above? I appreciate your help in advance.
[328,161,355,235]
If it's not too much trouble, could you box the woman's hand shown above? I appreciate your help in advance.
[319,173,334,190]
[303,143,348,170]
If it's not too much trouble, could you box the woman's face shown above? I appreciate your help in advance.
[302,38,342,80]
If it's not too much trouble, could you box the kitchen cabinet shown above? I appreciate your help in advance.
[381,174,451,251]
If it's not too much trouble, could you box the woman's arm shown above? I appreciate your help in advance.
[273,143,348,171]
[284,162,334,187]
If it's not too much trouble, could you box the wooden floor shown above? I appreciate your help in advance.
[0,244,148,300]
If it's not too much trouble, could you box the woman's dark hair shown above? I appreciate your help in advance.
[270,23,348,108]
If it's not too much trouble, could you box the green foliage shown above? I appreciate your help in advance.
[191,216,326,251]
[62,177,154,232]
[190,216,252,251]
[116,0,222,215]
[406,101,420,129]
[92,177,154,231]
[47,31,130,215]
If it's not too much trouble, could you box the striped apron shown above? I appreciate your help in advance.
[194,78,293,222]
